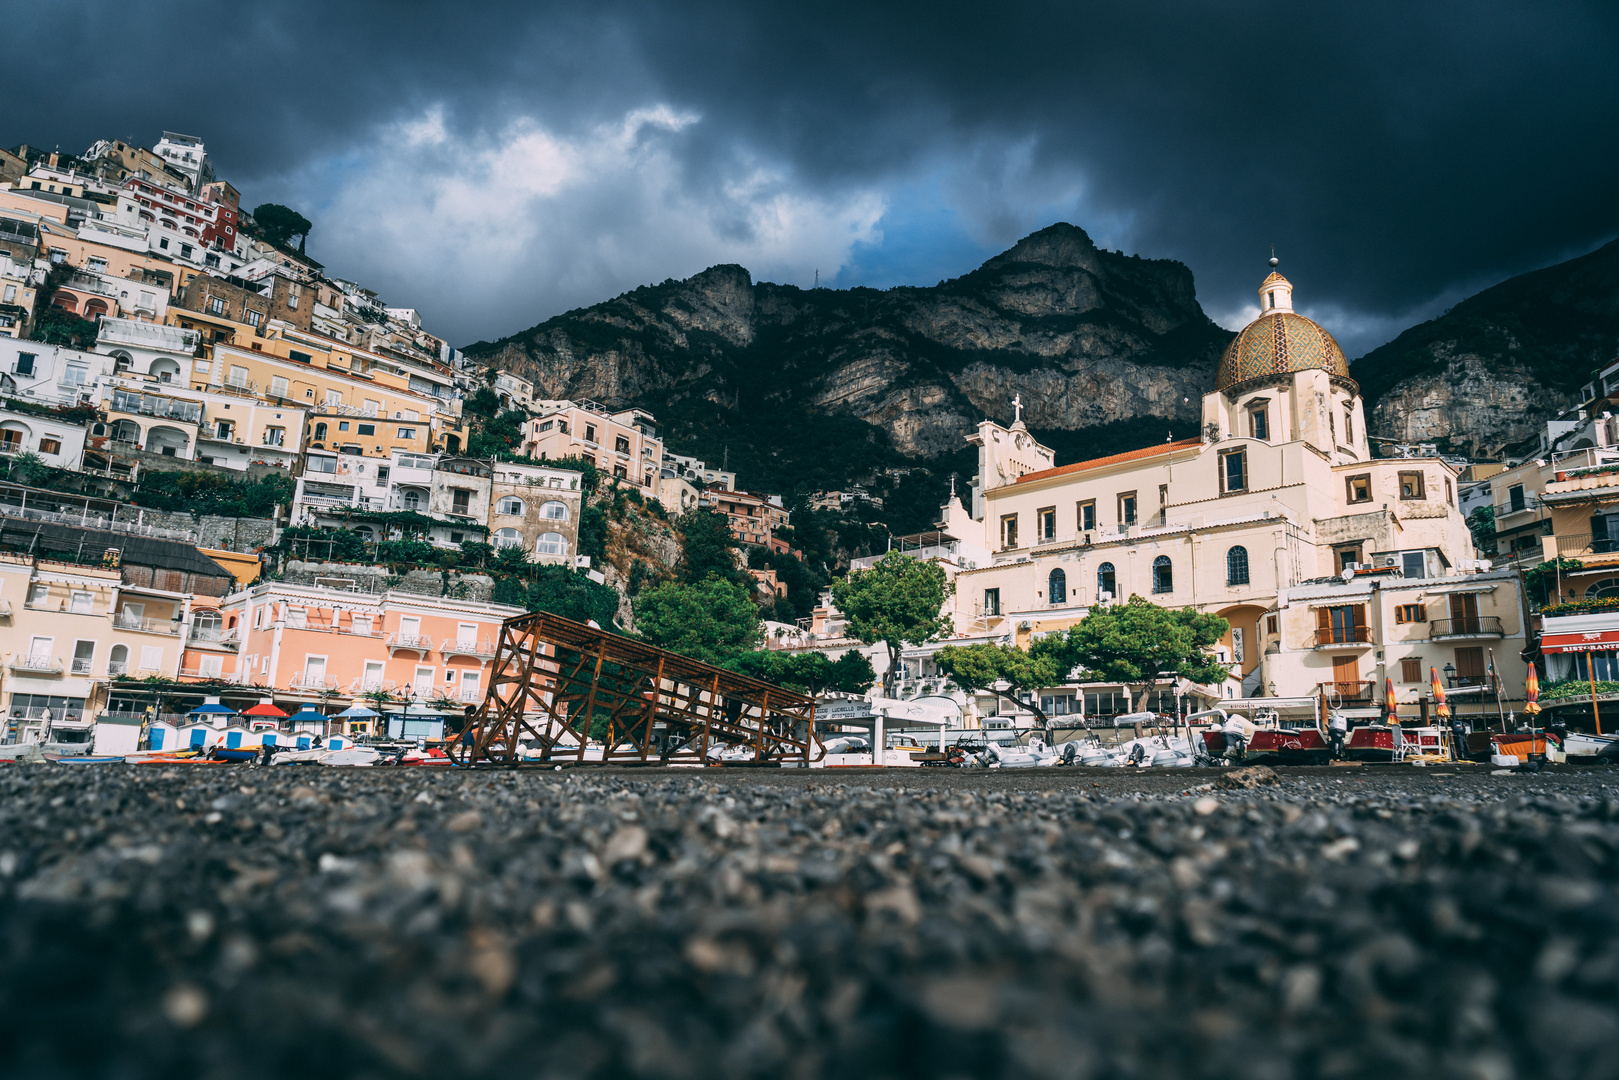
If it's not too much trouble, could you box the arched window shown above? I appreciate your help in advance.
[536,532,566,555]
[1097,562,1116,600]
[109,643,128,676]
[313,422,328,441]
[540,500,569,521]
[111,351,134,373]
[352,525,374,542]
[1585,578,1619,599]
[496,496,525,516]
[1048,568,1067,605]
[194,610,222,633]
[1152,555,1173,594]
[1227,545,1250,586]
[402,490,421,510]
[493,527,522,548]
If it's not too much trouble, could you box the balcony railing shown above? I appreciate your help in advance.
[70,658,94,675]
[458,686,484,703]
[1556,533,1619,557]
[188,625,238,645]
[1315,680,1375,704]
[113,614,181,635]
[108,661,127,677]
[348,677,397,694]
[9,655,62,674]
[1312,626,1374,648]
[441,637,496,659]
[1429,616,1504,639]
[386,632,433,652]
[289,673,339,691]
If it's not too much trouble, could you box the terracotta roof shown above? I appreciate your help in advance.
[1015,437,1203,485]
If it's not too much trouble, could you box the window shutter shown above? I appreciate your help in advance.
[1316,608,1330,632]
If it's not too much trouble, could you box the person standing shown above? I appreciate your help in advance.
[1328,711,1348,761]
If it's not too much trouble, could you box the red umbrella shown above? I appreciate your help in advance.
[243,701,288,718]
[1431,667,1450,720]
[1524,666,1541,717]
[1385,677,1398,722]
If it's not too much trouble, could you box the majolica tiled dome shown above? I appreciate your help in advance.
[1216,269,1351,391]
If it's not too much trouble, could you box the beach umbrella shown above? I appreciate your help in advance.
[1431,666,1450,720]
[1385,677,1398,722]
[1523,666,1541,717]
[337,704,379,718]
[244,700,288,718]
[286,707,329,726]
[188,702,235,716]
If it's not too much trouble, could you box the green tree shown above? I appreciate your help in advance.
[723,649,875,695]
[934,641,1063,726]
[6,451,49,487]
[1525,556,1582,607]
[676,507,746,585]
[634,576,761,666]
[829,552,952,696]
[464,386,502,418]
[1466,505,1496,551]
[1049,595,1229,714]
[252,203,313,253]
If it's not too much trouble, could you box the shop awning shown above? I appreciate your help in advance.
[1542,629,1619,653]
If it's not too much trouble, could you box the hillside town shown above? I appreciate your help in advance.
[0,131,1615,767]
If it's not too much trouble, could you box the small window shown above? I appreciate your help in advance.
[536,532,566,555]
[1152,555,1173,594]
[1337,548,1362,574]
[1395,604,1427,624]
[1077,500,1095,532]
[540,500,568,521]
[208,296,226,315]
[1250,406,1269,440]
[1399,471,1425,500]
[1037,506,1056,543]
[1346,473,1372,503]
[246,309,262,327]
[1000,514,1019,549]
[615,435,630,454]
[1401,658,1424,683]
[983,588,1001,617]
[1445,478,1454,507]
[397,427,416,439]
[1047,568,1067,605]
[1097,562,1116,599]
[1343,408,1353,445]
[39,437,61,455]
[1119,492,1137,527]
[70,591,93,614]
[452,490,471,514]
[1401,552,1426,579]
[497,496,525,516]
[313,422,328,441]
[1266,614,1279,635]
[1220,449,1247,493]
[14,352,35,376]
[1226,546,1249,586]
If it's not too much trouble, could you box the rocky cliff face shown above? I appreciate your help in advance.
[465,224,1231,491]
[1357,238,1619,456]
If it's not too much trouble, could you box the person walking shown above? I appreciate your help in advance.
[1328,711,1348,761]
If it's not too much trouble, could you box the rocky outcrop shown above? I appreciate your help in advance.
[465,224,1230,467]
[1356,237,1619,455]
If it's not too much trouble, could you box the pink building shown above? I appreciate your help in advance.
[181,582,525,732]
[520,400,662,493]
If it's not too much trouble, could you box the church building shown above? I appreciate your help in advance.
[920,261,1529,723]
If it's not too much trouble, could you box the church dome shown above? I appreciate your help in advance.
[1216,263,1352,392]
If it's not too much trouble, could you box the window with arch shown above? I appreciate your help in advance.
[402,490,421,510]
[1097,562,1116,600]
[540,500,569,521]
[109,643,129,676]
[536,532,566,556]
[493,527,522,548]
[1585,578,1619,599]
[313,422,327,441]
[111,351,133,373]
[1226,546,1250,586]
[1048,567,1067,605]
[496,496,525,516]
[1152,555,1173,594]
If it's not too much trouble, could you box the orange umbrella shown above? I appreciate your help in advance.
[1385,677,1398,722]
[1431,666,1450,720]
[1524,665,1541,717]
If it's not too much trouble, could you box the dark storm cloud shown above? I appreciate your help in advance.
[8,1,1617,352]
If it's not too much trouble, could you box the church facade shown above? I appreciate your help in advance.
[918,263,1530,723]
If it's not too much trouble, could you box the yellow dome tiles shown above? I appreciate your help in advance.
[1216,311,1350,391]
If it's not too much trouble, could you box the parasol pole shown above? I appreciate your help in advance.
[1490,649,1506,731]
[1590,652,1604,736]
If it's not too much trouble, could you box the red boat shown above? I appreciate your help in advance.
[1345,726,1396,762]
[1200,726,1330,765]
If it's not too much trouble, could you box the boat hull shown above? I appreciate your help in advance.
[1345,727,1396,763]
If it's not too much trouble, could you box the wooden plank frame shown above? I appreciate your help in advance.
[448,610,824,766]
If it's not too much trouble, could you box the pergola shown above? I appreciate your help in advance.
[454,610,823,766]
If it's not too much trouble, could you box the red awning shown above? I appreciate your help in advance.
[1542,629,1619,653]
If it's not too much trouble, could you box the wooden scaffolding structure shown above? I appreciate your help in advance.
[452,610,824,766]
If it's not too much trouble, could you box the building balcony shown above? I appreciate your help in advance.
[1429,616,1505,641]
[289,673,339,692]
[1315,680,1376,704]
[1555,533,1619,559]
[113,613,181,635]
[440,637,496,660]
[386,632,434,654]
[1312,627,1375,649]
[458,686,484,703]
[9,655,62,674]
[188,625,239,646]
[348,677,397,695]
[70,657,95,676]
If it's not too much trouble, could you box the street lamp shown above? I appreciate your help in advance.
[1443,662,1456,687]
[1267,681,1278,697]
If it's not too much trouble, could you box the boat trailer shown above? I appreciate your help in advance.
[451,611,824,766]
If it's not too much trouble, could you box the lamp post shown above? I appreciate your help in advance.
[1442,662,1456,687]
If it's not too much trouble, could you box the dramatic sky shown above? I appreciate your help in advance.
[10,1,1618,356]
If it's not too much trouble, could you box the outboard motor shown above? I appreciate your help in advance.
[1127,742,1146,768]
[1059,741,1077,766]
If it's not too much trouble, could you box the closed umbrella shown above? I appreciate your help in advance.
[1431,667,1450,720]
[1385,677,1398,723]
[1523,666,1541,717]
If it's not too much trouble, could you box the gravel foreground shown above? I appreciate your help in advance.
[3,765,1618,1080]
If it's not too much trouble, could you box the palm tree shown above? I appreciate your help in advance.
[363,686,397,737]
[316,686,343,737]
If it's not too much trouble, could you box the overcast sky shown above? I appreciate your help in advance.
[10,2,1617,356]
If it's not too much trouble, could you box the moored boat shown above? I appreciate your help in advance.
[1345,725,1397,762]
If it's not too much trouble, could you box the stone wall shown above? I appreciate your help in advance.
[281,560,495,601]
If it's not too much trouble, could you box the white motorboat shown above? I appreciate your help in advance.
[1562,731,1619,759]
[318,746,380,766]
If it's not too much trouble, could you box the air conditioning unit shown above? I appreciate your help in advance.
[1379,556,1399,568]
